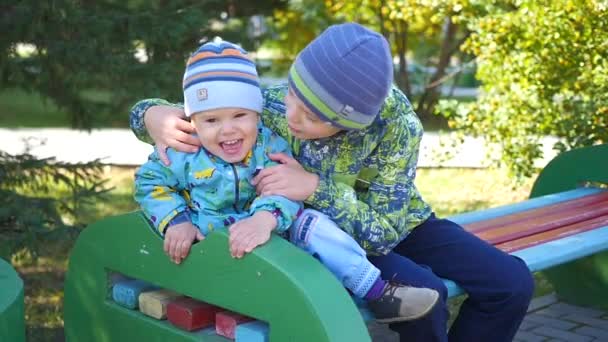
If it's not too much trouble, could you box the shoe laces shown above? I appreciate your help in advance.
[381,279,407,299]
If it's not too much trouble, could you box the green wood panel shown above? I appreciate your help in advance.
[64,212,370,341]
[530,144,608,310]
[0,258,25,342]
[530,144,608,198]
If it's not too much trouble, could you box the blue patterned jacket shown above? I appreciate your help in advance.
[134,124,302,236]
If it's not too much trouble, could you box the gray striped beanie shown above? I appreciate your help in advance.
[288,23,393,130]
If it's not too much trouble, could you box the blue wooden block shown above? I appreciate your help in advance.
[235,321,269,342]
[111,279,157,309]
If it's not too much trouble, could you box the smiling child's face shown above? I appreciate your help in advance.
[191,107,259,163]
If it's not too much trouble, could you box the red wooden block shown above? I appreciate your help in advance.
[215,310,254,339]
[166,297,221,331]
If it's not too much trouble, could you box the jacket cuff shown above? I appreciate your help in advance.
[162,211,191,235]
[304,176,333,206]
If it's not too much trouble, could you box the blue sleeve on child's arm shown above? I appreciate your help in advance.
[249,195,302,233]
[134,148,191,234]
[163,210,192,234]
[249,125,301,232]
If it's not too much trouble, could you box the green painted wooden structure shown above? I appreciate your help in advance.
[530,144,608,310]
[0,258,25,342]
[63,143,608,341]
[64,212,370,341]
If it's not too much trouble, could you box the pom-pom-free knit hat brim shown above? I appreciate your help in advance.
[183,41,263,117]
[288,23,393,130]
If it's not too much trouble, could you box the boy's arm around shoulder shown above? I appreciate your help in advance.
[134,147,191,234]
[249,125,302,232]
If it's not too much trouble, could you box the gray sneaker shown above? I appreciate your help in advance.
[368,282,440,323]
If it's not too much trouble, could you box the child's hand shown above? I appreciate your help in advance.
[228,211,278,258]
[251,153,319,201]
[163,222,205,264]
[145,105,200,165]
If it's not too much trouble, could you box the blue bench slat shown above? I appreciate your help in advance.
[444,188,608,298]
[449,188,604,226]
[514,225,608,272]
[444,225,608,297]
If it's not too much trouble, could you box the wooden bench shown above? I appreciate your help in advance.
[63,143,608,341]
[0,258,25,342]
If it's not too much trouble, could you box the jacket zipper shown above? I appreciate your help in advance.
[230,164,240,213]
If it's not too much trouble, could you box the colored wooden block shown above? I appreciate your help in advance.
[235,321,269,342]
[138,289,183,320]
[112,279,157,309]
[166,297,221,331]
[216,310,254,339]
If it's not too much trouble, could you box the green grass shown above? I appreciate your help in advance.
[0,89,70,128]
[0,88,130,128]
[9,166,550,341]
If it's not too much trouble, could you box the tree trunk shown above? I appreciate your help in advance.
[416,18,458,120]
[394,20,411,98]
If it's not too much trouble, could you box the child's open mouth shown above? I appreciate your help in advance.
[220,139,243,155]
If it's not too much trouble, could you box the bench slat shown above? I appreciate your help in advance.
[445,225,608,298]
[496,214,608,252]
[444,188,608,299]
[450,188,605,226]
[464,191,608,233]
[475,200,608,245]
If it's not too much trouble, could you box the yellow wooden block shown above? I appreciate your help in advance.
[138,289,183,320]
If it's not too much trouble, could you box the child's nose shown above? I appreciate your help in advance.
[220,121,237,134]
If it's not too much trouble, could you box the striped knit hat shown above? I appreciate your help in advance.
[288,23,393,130]
[183,41,263,117]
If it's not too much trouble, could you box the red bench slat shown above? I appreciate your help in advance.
[461,192,608,253]
[496,214,608,253]
[474,200,608,245]
[464,192,608,233]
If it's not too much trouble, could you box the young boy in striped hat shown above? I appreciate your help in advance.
[134,41,302,263]
[133,38,440,323]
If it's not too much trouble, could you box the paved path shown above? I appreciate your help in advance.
[0,128,560,168]
[367,294,608,341]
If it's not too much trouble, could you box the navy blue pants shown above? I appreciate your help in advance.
[369,214,535,342]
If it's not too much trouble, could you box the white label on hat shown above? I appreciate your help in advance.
[339,104,354,117]
[197,88,208,101]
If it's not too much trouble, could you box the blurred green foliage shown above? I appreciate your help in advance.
[266,0,507,119]
[0,149,110,260]
[440,0,608,177]
[1,0,285,129]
